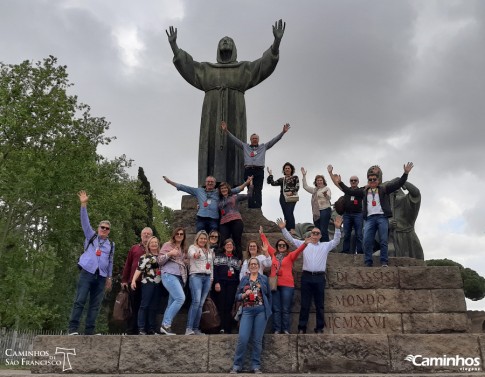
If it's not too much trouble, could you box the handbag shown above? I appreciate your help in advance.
[269,275,278,291]
[284,195,299,203]
[112,287,132,322]
[231,301,243,321]
[283,178,299,203]
[200,297,221,333]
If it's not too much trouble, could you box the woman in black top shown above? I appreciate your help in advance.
[267,162,300,231]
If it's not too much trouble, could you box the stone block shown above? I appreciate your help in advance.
[399,266,463,289]
[32,335,121,374]
[432,289,467,312]
[208,333,297,373]
[298,334,390,373]
[325,313,402,334]
[119,335,209,373]
[326,267,399,289]
[326,289,384,312]
[377,289,431,313]
[388,334,481,373]
[402,313,470,333]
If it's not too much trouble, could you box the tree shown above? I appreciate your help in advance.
[426,259,485,301]
[0,56,151,331]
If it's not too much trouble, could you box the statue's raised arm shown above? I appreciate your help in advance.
[166,26,179,54]
[271,19,286,55]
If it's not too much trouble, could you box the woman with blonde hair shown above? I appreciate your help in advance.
[186,230,214,335]
[131,236,161,335]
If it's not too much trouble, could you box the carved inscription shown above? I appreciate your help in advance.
[326,315,387,329]
[336,270,397,284]
[335,293,386,307]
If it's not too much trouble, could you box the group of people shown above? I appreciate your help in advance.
[68,157,415,374]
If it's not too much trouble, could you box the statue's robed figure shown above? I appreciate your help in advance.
[166,20,285,186]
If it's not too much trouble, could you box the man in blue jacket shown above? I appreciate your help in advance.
[68,190,114,335]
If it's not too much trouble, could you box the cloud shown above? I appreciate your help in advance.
[1,0,485,310]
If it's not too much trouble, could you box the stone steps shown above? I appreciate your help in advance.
[30,334,485,375]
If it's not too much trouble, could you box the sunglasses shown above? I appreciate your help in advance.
[350,179,358,183]
[176,232,185,236]
[311,231,321,235]
[100,226,110,231]
[277,243,287,248]
[209,235,219,239]
[368,178,378,182]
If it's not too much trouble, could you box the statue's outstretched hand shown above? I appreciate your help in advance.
[220,121,227,132]
[273,19,286,40]
[403,162,414,174]
[166,26,177,44]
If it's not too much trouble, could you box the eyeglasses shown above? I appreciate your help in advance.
[100,226,110,231]
[368,178,378,182]
[277,243,287,248]
[350,179,358,183]
[311,231,321,235]
[176,232,184,236]
[209,235,219,239]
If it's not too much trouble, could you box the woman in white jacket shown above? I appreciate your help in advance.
[301,167,332,241]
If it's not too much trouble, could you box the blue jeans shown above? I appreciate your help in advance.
[343,212,363,254]
[233,305,267,371]
[272,286,294,333]
[319,207,332,242]
[187,274,211,330]
[68,269,106,334]
[196,216,219,233]
[298,273,325,332]
[363,214,389,266]
[279,195,296,230]
[137,282,161,332]
[161,273,185,327]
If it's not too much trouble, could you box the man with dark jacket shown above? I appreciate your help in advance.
[121,227,153,334]
[332,162,414,267]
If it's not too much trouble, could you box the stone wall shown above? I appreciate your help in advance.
[169,196,469,335]
[32,334,485,374]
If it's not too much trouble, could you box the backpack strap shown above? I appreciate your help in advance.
[85,234,97,251]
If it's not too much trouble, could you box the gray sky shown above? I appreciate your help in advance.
[1,0,484,309]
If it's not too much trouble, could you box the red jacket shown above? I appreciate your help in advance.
[260,233,306,288]
[121,243,145,283]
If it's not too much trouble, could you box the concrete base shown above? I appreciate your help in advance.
[31,334,485,374]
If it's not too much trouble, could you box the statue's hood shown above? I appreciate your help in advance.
[217,36,238,64]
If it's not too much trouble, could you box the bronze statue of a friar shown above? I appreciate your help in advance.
[166,20,285,187]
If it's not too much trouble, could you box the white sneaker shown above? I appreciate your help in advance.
[68,332,79,336]
[193,329,206,335]
[185,328,195,335]
[160,324,176,336]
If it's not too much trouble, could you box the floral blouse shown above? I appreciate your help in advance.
[267,175,300,196]
[137,253,161,284]
[241,278,264,307]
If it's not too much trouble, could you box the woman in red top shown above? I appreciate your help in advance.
[259,224,308,334]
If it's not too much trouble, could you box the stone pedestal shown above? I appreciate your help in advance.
[172,196,469,335]
[30,197,482,374]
